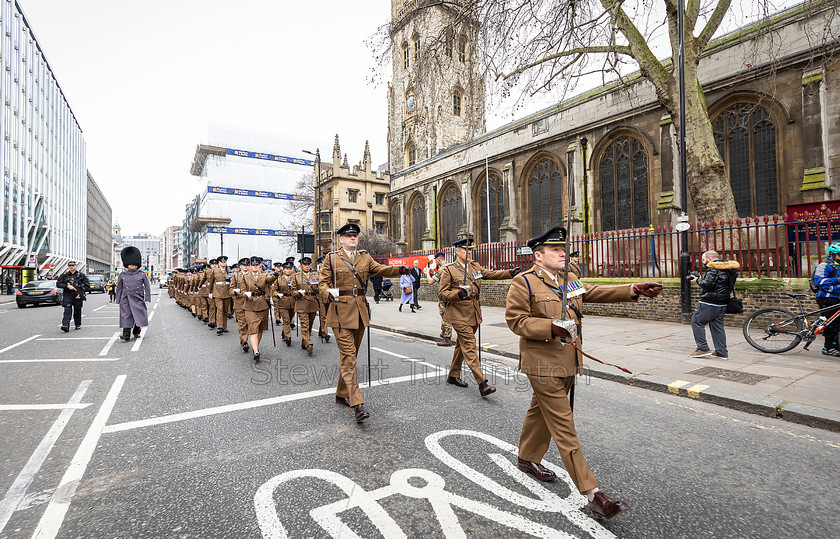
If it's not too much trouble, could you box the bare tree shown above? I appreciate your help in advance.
[359,227,398,256]
[277,172,315,252]
[371,0,838,224]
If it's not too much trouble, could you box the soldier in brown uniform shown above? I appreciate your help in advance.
[212,256,233,335]
[234,256,278,362]
[272,261,297,346]
[428,252,454,346]
[293,256,320,355]
[505,226,662,520]
[438,237,521,396]
[270,262,284,325]
[229,259,250,352]
[189,269,199,317]
[315,256,330,343]
[201,260,217,327]
[318,223,409,422]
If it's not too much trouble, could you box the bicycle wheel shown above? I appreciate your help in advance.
[743,308,803,353]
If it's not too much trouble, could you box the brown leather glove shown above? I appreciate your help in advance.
[631,282,663,298]
[398,265,411,275]
[509,267,523,277]
[457,288,470,300]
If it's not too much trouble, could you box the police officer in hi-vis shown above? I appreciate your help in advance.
[318,223,409,422]
[505,226,662,520]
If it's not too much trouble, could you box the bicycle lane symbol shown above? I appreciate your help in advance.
[254,429,615,539]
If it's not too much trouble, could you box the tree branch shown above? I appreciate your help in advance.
[697,0,733,51]
[686,0,702,34]
[497,45,631,80]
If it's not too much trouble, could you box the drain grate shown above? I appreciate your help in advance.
[687,366,770,385]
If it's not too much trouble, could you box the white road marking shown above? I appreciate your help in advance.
[103,367,446,434]
[98,332,121,357]
[37,337,112,341]
[0,358,120,364]
[0,335,40,355]
[92,305,107,312]
[0,380,91,535]
[0,404,91,411]
[32,375,126,539]
[56,325,118,328]
[130,311,154,352]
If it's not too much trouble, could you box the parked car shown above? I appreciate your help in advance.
[16,280,62,308]
[88,274,106,293]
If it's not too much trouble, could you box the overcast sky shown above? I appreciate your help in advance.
[19,0,794,237]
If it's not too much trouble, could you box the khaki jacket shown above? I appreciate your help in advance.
[438,260,511,326]
[199,269,213,298]
[241,271,277,312]
[293,271,319,313]
[229,272,246,310]
[272,273,297,310]
[505,264,636,377]
[211,267,232,298]
[318,250,402,330]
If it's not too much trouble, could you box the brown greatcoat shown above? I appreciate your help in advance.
[505,265,637,377]
[438,259,511,325]
[318,250,402,329]
[293,271,320,313]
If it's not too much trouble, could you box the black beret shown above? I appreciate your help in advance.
[452,237,474,249]
[230,264,239,270]
[273,262,283,268]
[526,226,567,251]
[337,223,361,236]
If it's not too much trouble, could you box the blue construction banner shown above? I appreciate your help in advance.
[226,148,314,167]
[207,185,314,202]
[207,226,309,237]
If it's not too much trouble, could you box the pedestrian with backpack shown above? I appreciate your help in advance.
[812,242,840,356]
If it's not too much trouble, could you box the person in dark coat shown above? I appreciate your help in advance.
[369,275,383,303]
[410,260,422,310]
[688,250,739,359]
[116,246,152,341]
[57,261,90,332]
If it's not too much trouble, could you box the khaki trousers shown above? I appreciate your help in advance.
[214,297,231,329]
[298,312,313,347]
[234,308,247,345]
[278,307,295,340]
[207,296,216,323]
[334,326,366,406]
[449,322,485,384]
[272,297,283,322]
[438,300,452,338]
[518,375,598,494]
[317,300,329,337]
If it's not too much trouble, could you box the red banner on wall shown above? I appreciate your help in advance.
[387,255,432,269]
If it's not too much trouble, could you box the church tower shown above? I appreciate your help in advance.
[387,0,486,174]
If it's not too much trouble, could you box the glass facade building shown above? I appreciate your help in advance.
[0,0,87,283]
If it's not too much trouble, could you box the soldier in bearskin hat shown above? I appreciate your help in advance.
[116,246,152,341]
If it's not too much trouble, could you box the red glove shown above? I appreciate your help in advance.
[457,288,470,300]
[398,265,411,275]
[509,267,523,277]
[632,282,663,298]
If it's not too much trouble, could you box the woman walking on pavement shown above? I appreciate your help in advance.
[399,271,415,312]
[116,246,151,342]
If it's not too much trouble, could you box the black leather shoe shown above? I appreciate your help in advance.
[253,353,260,363]
[478,381,496,397]
[447,376,468,388]
[335,396,351,407]
[353,404,370,422]
[60,326,69,332]
[119,334,130,341]
[222,328,228,333]
[242,343,249,352]
[306,344,313,355]
[208,323,216,329]
[290,323,295,329]
[132,329,141,337]
[589,491,630,520]
[217,328,224,335]
[517,458,556,482]
[285,339,291,347]
[275,320,281,326]
[191,312,197,317]
[324,334,330,343]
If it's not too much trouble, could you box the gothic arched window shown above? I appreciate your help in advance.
[406,141,416,168]
[402,42,409,69]
[599,136,649,231]
[713,103,779,217]
[405,93,416,115]
[453,89,462,116]
[458,35,467,63]
[477,173,505,244]
[390,202,401,242]
[409,195,426,250]
[528,158,563,238]
[440,185,464,247]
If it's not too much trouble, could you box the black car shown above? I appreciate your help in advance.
[16,280,63,308]
[88,274,106,293]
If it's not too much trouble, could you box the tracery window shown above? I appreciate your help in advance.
[599,136,649,231]
[458,35,466,63]
[440,185,464,247]
[477,172,505,244]
[406,142,416,167]
[390,203,401,242]
[409,194,426,250]
[528,158,563,237]
[713,103,778,217]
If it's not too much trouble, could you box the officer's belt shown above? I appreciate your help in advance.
[215,281,228,285]
[250,291,266,297]
[337,288,364,297]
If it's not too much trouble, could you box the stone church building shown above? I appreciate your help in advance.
[383,0,840,252]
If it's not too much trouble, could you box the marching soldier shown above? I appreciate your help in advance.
[505,226,662,520]
[271,262,283,326]
[438,237,520,396]
[318,223,409,422]
[293,256,320,355]
[272,260,297,346]
[428,252,454,346]
[286,256,298,329]
[212,256,233,335]
[189,269,199,318]
[201,260,217,327]
[315,256,330,343]
[229,259,251,352]
[236,256,277,362]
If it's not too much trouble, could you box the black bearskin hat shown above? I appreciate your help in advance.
[121,246,142,267]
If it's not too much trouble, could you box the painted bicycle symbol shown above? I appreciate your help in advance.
[254,429,615,538]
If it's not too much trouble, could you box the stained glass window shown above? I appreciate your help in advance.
[599,137,648,231]
[478,173,505,244]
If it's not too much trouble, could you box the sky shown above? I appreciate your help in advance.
[18,0,798,237]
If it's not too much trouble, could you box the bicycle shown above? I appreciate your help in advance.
[742,292,840,353]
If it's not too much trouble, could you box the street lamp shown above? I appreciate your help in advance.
[302,149,321,258]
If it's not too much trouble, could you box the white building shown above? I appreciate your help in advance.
[118,233,161,276]
[0,1,87,284]
[184,125,315,266]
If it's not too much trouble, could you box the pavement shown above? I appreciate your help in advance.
[370,298,840,432]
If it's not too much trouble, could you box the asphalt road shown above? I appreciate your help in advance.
[1,288,838,538]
